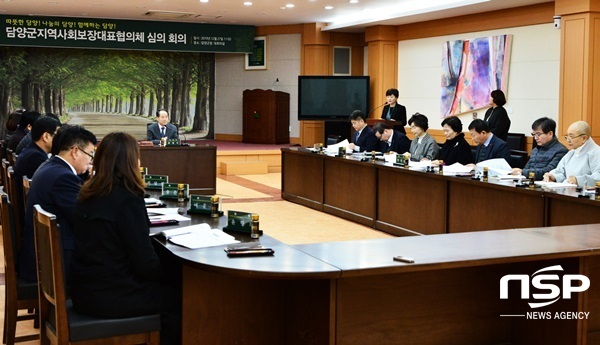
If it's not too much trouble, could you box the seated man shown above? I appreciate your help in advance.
[512,117,567,179]
[544,121,600,187]
[7,110,40,152]
[372,122,410,154]
[15,113,61,154]
[468,119,511,163]
[348,110,378,152]
[18,125,97,283]
[147,109,178,145]
[14,116,60,180]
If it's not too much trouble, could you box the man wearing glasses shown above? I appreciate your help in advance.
[511,117,567,179]
[543,121,600,187]
[18,125,97,283]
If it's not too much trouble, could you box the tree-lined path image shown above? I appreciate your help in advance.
[68,112,152,140]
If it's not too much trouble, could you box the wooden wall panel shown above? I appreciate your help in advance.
[592,15,600,139]
[556,0,600,15]
[256,24,303,36]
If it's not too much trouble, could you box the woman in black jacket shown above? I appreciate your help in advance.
[71,132,181,345]
[483,89,511,141]
[381,88,407,134]
[437,116,474,166]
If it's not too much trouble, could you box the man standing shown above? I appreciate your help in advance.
[18,125,97,282]
[544,121,600,187]
[468,119,511,163]
[512,117,567,179]
[348,110,378,152]
[372,122,410,154]
[147,109,178,145]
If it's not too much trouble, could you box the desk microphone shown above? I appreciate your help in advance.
[178,129,189,146]
[369,102,388,114]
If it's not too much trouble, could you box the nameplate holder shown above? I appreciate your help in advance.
[160,182,189,200]
[144,174,168,190]
[166,138,181,146]
[187,195,224,216]
[223,210,263,235]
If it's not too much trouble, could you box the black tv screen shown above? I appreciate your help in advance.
[298,76,370,121]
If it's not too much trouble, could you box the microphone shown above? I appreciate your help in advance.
[178,128,189,146]
[368,102,388,114]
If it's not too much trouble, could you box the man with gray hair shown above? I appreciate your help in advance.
[543,121,600,187]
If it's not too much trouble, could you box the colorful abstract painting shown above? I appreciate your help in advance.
[441,34,512,117]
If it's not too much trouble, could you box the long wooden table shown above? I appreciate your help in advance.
[282,147,600,236]
[140,145,216,194]
[153,206,600,344]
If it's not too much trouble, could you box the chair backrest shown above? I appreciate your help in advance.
[1,193,20,301]
[506,133,526,151]
[509,150,529,169]
[7,167,24,244]
[6,148,14,165]
[34,204,70,345]
[1,158,10,190]
[326,134,342,146]
[22,175,32,206]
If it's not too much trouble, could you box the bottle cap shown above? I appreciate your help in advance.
[251,214,259,221]
[483,167,488,171]
[529,172,535,177]
[178,183,184,188]
[596,182,600,187]
[211,195,219,202]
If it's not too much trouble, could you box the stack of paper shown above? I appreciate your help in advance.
[324,139,350,154]
[476,158,512,176]
[153,223,239,249]
[534,181,577,188]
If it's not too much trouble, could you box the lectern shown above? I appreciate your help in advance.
[243,89,290,144]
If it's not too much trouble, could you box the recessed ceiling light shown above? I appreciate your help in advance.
[324,5,333,10]
[200,0,209,3]
[243,1,252,5]
[285,3,294,8]
[349,0,359,3]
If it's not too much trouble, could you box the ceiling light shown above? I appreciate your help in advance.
[324,6,333,10]
[285,4,294,8]
[349,0,359,3]
[145,10,194,19]
[244,1,252,5]
[200,0,209,2]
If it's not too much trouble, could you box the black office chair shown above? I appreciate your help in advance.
[509,150,529,169]
[506,133,526,151]
[326,135,342,146]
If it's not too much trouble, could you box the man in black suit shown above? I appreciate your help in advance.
[147,109,178,145]
[7,110,41,151]
[372,122,410,154]
[348,110,378,152]
[19,125,97,283]
[468,119,511,163]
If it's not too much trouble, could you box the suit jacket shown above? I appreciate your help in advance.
[147,123,178,145]
[409,133,440,160]
[14,142,48,181]
[71,185,165,317]
[352,126,378,152]
[380,130,411,154]
[18,156,83,282]
[474,134,511,163]
[483,106,511,142]
[381,104,407,134]
[439,132,474,165]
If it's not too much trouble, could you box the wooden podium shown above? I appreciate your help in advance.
[243,89,290,144]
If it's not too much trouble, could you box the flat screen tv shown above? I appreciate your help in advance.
[298,76,370,121]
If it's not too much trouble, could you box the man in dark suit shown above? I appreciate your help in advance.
[348,110,378,152]
[147,109,178,145]
[7,110,41,152]
[372,122,410,154]
[468,119,511,163]
[18,125,97,283]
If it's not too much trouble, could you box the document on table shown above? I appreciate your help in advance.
[476,158,512,176]
[443,163,474,174]
[152,223,239,249]
[534,181,577,188]
[324,139,350,154]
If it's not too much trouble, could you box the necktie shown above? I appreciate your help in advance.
[161,126,165,137]
[354,131,360,143]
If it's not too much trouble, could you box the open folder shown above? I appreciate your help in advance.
[151,223,239,249]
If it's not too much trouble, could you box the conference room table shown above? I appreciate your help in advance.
[151,193,600,344]
[140,145,216,194]
[281,147,600,236]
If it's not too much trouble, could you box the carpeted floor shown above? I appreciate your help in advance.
[0,172,391,342]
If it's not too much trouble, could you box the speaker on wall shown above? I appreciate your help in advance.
[333,46,351,75]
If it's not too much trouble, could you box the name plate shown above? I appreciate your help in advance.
[224,210,252,233]
[160,183,189,200]
[166,138,181,146]
[144,174,168,190]
[187,195,223,215]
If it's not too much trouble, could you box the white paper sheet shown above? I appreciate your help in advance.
[476,158,512,176]
[324,139,350,154]
[534,181,577,188]
[165,224,239,249]
[443,163,474,174]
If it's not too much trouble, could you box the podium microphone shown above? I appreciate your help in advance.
[178,128,189,146]
[368,102,388,114]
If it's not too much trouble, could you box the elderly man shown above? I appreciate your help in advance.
[147,109,178,145]
[543,121,600,187]
[468,119,511,163]
[512,117,568,179]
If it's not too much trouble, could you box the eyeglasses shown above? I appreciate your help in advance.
[73,146,94,160]
[531,132,545,138]
[564,134,585,141]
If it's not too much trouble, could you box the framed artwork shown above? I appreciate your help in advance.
[245,36,267,70]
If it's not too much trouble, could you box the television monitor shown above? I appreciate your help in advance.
[298,76,370,121]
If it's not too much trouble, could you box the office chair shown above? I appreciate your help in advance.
[33,205,161,345]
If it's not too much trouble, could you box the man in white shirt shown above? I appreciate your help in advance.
[544,121,600,187]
